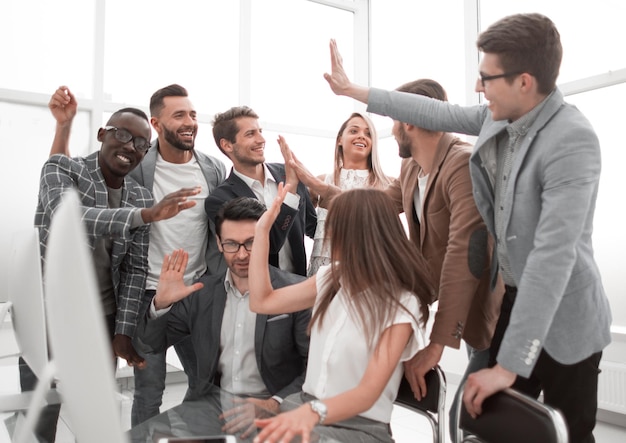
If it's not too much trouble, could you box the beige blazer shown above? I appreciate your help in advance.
[386,133,503,350]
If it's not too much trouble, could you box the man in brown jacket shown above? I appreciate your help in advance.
[284,79,503,441]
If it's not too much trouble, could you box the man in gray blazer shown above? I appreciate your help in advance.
[129,84,228,426]
[135,197,310,423]
[320,14,611,443]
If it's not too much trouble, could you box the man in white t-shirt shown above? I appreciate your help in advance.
[129,84,227,426]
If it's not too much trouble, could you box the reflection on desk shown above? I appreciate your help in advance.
[128,385,341,443]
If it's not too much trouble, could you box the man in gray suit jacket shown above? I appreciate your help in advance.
[129,84,228,426]
[320,14,611,443]
[136,197,309,435]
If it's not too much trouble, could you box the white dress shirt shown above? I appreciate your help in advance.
[232,164,300,273]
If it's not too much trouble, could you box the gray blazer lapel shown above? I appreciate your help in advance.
[85,153,109,208]
[212,285,228,340]
[139,143,159,191]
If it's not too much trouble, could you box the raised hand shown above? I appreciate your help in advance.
[323,39,352,96]
[153,249,204,310]
[323,39,370,104]
[49,86,77,126]
[277,135,299,191]
[255,182,290,235]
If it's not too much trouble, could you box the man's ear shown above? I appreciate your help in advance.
[519,72,535,93]
[97,128,106,142]
[220,138,233,155]
[216,234,223,252]
[150,116,161,133]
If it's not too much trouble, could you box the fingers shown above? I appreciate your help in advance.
[167,249,186,272]
[462,378,485,418]
[49,86,72,109]
[125,351,146,368]
[417,374,428,401]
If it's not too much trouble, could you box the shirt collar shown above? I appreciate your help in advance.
[232,163,275,188]
[507,90,555,138]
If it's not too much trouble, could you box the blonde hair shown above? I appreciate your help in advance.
[310,189,435,346]
[332,113,391,189]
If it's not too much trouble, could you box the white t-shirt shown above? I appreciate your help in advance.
[302,265,425,423]
[146,153,209,289]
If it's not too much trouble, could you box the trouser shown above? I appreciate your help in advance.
[448,343,490,442]
[131,290,198,426]
[489,285,602,443]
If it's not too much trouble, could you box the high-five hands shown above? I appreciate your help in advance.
[153,249,204,310]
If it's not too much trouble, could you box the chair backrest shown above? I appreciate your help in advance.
[8,227,49,378]
[395,365,447,443]
[43,189,128,443]
[458,386,569,443]
[395,365,445,413]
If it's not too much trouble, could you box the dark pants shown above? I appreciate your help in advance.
[489,285,602,443]
[18,313,116,442]
[132,290,198,426]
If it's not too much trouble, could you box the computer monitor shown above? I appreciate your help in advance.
[43,189,128,443]
[8,227,48,379]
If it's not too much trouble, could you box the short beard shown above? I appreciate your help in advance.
[163,125,194,151]
[398,141,412,159]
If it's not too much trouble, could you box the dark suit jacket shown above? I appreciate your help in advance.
[135,266,310,400]
[205,163,317,276]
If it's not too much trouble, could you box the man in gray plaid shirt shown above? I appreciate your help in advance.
[22,86,200,442]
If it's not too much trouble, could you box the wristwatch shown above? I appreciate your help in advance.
[309,399,327,424]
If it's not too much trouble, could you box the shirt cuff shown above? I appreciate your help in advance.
[148,298,172,319]
[131,209,146,228]
[283,192,300,210]
[271,395,283,404]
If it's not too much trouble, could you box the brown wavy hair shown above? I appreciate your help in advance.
[309,188,435,346]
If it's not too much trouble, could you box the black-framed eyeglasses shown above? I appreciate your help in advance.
[104,126,151,153]
[479,71,523,87]
[221,240,254,253]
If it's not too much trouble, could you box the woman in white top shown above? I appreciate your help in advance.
[307,112,392,276]
[249,187,434,443]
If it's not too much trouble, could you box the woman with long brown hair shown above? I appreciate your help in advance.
[249,186,434,443]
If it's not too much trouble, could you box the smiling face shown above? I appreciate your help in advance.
[337,116,372,166]
[226,117,266,168]
[97,112,151,188]
[152,96,198,151]
[475,53,525,122]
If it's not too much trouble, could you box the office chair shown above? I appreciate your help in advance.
[457,385,569,443]
[394,365,447,443]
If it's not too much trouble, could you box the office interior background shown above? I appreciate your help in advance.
[1,0,625,426]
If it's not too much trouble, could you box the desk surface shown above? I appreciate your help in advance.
[128,385,341,443]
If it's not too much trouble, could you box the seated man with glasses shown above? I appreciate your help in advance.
[135,196,310,436]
